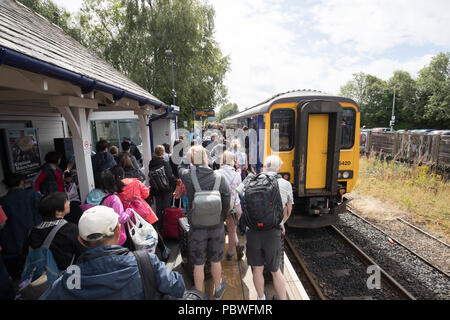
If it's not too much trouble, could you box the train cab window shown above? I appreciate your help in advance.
[271,109,295,151]
[341,108,356,149]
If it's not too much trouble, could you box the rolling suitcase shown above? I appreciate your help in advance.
[163,199,185,239]
[178,216,211,280]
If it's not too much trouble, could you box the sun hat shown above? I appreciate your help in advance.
[78,205,118,241]
[85,189,107,205]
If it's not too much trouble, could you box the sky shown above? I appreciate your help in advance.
[53,0,450,111]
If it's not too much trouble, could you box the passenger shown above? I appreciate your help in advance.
[34,151,64,197]
[178,145,231,299]
[123,137,142,166]
[98,169,134,247]
[218,151,244,261]
[245,155,293,300]
[92,140,117,188]
[231,139,248,180]
[0,173,41,280]
[149,145,178,231]
[118,154,146,182]
[162,143,171,162]
[113,166,170,261]
[109,145,119,164]
[63,171,83,224]
[40,205,185,300]
[119,141,141,171]
[22,192,86,273]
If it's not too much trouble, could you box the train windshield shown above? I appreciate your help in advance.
[341,108,356,149]
[271,109,295,151]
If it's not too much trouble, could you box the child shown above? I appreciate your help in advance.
[63,172,82,224]
[64,172,80,203]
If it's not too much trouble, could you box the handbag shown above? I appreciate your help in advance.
[126,210,158,253]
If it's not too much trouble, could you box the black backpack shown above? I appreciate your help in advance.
[242,173,283,231]
[148,166,170,194]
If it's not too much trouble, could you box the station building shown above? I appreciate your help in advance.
[0,0,178,199]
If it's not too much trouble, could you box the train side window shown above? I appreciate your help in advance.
[341,108,356,149]
[271,109,295,151]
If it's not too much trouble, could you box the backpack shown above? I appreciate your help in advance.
[19,221,69,300]
[148,166,170,194]
[242,173,283,231]
[190,170,223,228]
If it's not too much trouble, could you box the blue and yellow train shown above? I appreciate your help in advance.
[223,90,360,228]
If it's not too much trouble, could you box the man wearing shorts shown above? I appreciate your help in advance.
[246,155,293,300]
[178,145,231,299]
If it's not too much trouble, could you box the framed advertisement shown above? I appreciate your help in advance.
[3,128,42,175]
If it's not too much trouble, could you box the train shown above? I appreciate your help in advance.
[222,90,360,228]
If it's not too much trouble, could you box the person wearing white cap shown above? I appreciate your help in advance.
[40,206,185,300]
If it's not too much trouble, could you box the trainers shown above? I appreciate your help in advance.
[214,278,227,300]
[236,244,245,261]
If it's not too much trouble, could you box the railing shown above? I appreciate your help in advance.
[360,132,450,170]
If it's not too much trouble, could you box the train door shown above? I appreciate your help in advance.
[294,100,343,197]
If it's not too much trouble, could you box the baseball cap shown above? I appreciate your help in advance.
[78,206,119,241]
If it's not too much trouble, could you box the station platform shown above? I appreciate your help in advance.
[164,233,309,300]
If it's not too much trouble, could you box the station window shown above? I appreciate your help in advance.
[271,109,295,151]
[91,119,142,152]
[341,108,356,149]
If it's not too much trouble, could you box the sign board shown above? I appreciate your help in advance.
[4,128,41,174]
[171,105,180,113]
[195,110,215,117]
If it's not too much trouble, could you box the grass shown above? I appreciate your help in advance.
[353,152,450,239]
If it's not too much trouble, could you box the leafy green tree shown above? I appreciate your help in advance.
[416,52,450,129]
[388,71,418,129]
[77,0,229,125]
[17,0,83,42]
[216,103,238,122]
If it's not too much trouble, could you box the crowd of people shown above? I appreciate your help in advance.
[0,128,293,301]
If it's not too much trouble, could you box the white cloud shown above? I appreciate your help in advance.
[311,0,450,54]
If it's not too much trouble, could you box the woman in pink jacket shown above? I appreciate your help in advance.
[98,169,133,246]
[111,167,170,261]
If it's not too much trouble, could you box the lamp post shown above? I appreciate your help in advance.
[390,85,396,132]
[165,49,178,137]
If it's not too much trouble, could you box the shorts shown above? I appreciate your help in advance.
[188,225,225,265]
[246,228,283,272]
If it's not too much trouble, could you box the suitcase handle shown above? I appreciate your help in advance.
[172,198,182,208]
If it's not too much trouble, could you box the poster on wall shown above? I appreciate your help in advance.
[4,128,42,174]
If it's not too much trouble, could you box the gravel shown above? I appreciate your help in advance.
[287,228,400,300]
[336,212,450,300]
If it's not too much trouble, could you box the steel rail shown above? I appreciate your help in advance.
[396,217,450,249]
[328,225,416,300]
[347,208,449,278]
[284,235,327,300]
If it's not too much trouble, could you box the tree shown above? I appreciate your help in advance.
[388,71,418,129]
[77,0,230,125]
[416,52,450,129]
[17,0,83,42]
[216,103,238,122]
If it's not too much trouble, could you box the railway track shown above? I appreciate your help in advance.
[346,208,450,278]
[285,225,416,300]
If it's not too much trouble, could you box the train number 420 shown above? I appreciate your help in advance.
[339,161,351,166]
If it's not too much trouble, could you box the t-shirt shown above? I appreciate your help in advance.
[266,172,294,208]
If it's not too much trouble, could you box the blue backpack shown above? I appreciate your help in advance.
[19,221,68,299]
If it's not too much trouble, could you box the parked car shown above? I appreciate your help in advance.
[371,127,391,132]
[396,129,407,133]
[410,129,434,134]
[428,130,450,136]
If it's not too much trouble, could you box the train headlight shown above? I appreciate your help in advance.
[338,171,353,179]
